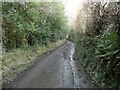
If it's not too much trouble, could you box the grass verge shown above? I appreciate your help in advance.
[2,40,65,85]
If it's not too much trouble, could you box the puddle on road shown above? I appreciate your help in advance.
[69,43,82,88]
[61,42,91,88]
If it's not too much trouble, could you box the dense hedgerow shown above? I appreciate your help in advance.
[2,2,68,50]
[69,2,120,89]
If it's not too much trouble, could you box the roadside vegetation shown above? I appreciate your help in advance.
[2,1,120,89]
[69,2,120,89]
[2,40,64,85]
[2,2,68,85]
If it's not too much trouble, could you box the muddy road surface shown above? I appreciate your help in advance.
[5,41,93,88]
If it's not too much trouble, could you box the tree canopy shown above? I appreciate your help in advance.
[69,1,120,88]
[2,2,68,50]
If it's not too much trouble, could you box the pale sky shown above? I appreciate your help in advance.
[61,0,84,25]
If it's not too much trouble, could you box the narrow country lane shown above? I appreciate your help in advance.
[6,41,93,88]
[2,2,120,89]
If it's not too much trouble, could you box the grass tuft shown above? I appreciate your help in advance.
[2,40,65,85]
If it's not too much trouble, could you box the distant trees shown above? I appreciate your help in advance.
[2,2,68,51]
[69,1,120,88]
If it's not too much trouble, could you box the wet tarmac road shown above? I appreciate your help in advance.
[7,41,93,88]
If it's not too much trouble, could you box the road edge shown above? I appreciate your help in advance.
[2,40,67,88]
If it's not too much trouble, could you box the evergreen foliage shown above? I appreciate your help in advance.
[69,2,120,88]
[2,2,68,50]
